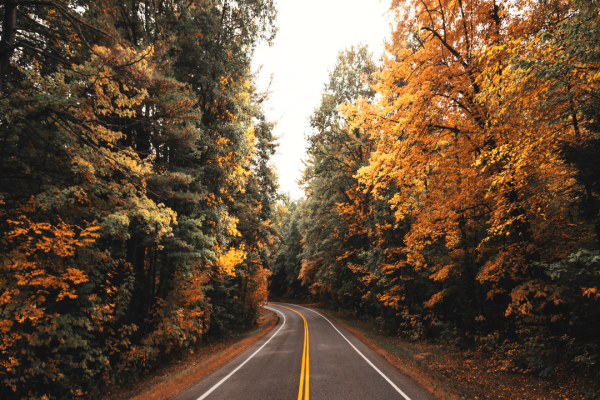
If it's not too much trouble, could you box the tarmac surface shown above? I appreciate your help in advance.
[172,303,439,400]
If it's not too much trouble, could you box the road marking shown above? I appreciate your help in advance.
[296,305,412,400]
[306,319,310,400]
[194,306,285,400]
[272,305,310,400]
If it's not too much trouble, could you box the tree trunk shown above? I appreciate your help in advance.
[0,1,18,96]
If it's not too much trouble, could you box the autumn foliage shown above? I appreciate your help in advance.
[271,0,600,383]
[0,1,277,398]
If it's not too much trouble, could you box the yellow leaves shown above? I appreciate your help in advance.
[244,126,257,158]
[70,45,151,119]
[217,210,241,237]
[216,246,247,277]
[211,125,258,196]
[120,195,177,238]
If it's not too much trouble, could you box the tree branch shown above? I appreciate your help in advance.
[420,26,468,68]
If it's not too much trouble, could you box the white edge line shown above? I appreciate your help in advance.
[195,306,286,400]
[295,305,412,400]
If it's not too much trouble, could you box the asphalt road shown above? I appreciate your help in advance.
[172,303,439,400]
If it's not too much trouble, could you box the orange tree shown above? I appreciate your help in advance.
[286,0,600,376]
[344,0,510,336]
[475,0,600,369]
[338,0,600,372]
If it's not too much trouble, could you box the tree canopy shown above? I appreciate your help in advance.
[271,0,600,381]
[0,1,278,398]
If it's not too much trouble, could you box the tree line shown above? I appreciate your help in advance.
[0,0,279,398]
[271,0,600,382]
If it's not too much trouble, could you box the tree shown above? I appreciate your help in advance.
[279,0,600,377]
[296,44,378,310]
[270,198,307,299]
[0,1,279,397]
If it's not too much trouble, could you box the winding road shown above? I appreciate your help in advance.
[172,303,438,400]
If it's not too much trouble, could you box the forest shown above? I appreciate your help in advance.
[0,0,278,398]
[1,0,599,399]
[271,0,600,388]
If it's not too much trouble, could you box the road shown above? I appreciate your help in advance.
[172,303,439,400]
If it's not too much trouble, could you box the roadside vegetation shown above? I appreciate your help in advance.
[316,307,598,400]
[269,0,600,396]
[0,1,278,399]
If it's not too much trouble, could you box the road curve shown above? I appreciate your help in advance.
[171,303,438,400]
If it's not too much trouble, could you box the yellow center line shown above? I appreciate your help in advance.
[272,305,309,400]
[305,320,309,400]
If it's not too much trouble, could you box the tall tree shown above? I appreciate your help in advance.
[298,45,378,310]
[0,1,278,398]
[280,0,600,377]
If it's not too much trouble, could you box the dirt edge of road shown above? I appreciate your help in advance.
[310,306,598,400]
[106,308,278,400]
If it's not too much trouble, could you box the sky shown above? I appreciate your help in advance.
[251,0,393,200]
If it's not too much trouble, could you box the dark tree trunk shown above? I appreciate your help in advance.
[0,1,18,96]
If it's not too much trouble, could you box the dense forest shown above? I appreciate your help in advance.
[271,0,600,384]
[2,0,600,398]
[0,0,279,398]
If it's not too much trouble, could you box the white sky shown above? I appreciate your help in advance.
[252,0,392,200]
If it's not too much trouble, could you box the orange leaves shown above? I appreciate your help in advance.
[377,291,405,309]
[429,264,455,282]
[273,2,600,378]
[347,263,376,286]
[5,214,101,258]
[582,287,599,300]
[424,290,445,308]
[245,266,271,309]
[0,216,97,313]
[0,0,283,396]
[138,267,212,357]
[335,0,598,325]
[299,258,322,286]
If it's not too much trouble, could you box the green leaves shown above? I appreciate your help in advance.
[0,0,279,398]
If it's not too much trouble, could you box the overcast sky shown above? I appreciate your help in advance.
[252,0,392,200]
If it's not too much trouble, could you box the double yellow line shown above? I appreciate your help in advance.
[273,305,309,400]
